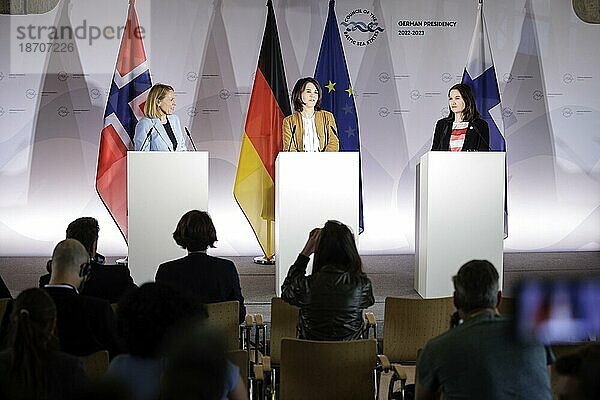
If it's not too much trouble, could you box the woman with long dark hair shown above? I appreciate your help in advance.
[282,77,339,152]
[281,220,374,341]
[431,83,490,151]
[0,288,85,400]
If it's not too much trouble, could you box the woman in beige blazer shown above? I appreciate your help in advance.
[282,77,339,152]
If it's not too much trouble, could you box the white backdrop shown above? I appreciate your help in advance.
[1,0,599,257]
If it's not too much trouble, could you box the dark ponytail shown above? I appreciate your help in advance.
[6,288,58,400]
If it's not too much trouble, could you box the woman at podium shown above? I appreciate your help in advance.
[431,83,489,152]
[282,77,339,152]
[134,83,188,151]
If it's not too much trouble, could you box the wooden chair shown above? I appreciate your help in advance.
[279,338,378,400]
[228,349,249,387]
[268,297,299,367]
[498,296,515,315]
[253,297,299,399]
[374,296,455,398]
[382,296,455,363]
[205,301,241,351]
[79,350,109,381]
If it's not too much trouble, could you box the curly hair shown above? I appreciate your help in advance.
[172,210,217,252]
[117,282,207,358]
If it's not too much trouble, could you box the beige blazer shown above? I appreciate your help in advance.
[282,110,339,152]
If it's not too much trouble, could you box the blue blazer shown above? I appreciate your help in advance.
[155,253,246,324]
[134,114,188,151]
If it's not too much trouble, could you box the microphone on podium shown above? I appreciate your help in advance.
[140,125,155,151]
[469,124,490,151]
[185,127,198,151]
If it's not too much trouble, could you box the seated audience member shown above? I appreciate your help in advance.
[281,220,375,341]
[554,344,600,400]
[161,322,248,400]
[106,282,246,400]
[44,239,123,358]
[40,217,136,303]
[416,260,554,400]
[0,288,85,400]
[155,210,246,323]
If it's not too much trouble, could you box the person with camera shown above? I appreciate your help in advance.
[281,220,374,341]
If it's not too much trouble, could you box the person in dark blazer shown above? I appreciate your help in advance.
[155,210,246,323]
[44,239,123,359]
[39,217,136,304]
[431,83,490,152]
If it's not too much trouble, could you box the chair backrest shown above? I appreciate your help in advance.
[382,296,455,363]
[280,338,377,400]
[269,297,299,365]
[228,349,249,382]
[206,301,240,351]
[79,350,109,381]
[498,296,515,315]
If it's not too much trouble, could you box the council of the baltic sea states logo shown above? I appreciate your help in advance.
[341,9,384,46]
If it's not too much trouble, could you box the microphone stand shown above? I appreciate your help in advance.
[140,125,154,150]
[185,127,198,151]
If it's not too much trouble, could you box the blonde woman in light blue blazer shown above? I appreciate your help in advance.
[134,84,188,151]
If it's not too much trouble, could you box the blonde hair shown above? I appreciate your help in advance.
[144,84,174,119]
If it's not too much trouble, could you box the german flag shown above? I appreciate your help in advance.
[233,0,291,259]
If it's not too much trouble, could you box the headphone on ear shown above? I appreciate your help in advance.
[79,261,91,278]
[453,291,462,310]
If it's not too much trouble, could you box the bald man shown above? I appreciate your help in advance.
[44,239,123,358]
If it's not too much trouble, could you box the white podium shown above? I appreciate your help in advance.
[275,152,359,296]
[415,152,505,298]
[128,151,209,284]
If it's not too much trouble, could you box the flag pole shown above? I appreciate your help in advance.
[254,220,275,265]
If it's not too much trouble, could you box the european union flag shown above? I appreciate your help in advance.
[314,0,364,233]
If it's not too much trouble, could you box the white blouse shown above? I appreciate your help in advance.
[302,114,320,152]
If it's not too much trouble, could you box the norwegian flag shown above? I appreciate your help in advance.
[96,0,152,240]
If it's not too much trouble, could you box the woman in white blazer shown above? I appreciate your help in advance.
[134,84,188,151]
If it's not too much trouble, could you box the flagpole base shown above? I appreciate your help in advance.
[253,256,275,265]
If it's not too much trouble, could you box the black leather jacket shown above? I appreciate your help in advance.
[281,254,375,341]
